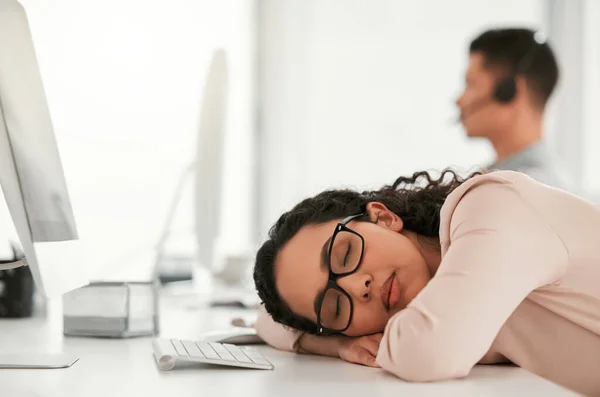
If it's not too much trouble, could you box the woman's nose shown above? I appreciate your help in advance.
[456,92,464,108]
[337,273,373,302]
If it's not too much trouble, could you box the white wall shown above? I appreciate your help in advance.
[257,0,545,236]
[582,0,600,192]
[0,0,255,277]
[543,0,600,199]
[543,0,585,190]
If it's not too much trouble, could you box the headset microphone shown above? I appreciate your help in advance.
[456,96,492,123]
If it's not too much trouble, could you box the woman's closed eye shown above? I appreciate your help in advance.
[343,242,351,267]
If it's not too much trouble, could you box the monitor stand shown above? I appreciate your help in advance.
[0,261,79,369]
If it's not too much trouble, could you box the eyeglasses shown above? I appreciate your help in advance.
[315,213,365,335]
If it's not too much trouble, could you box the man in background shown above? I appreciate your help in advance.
[456,28,572,191]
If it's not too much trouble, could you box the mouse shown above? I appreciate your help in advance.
[198,327,265,345]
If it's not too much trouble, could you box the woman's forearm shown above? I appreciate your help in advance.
[297,333,346,357]
[255,306,349,359]
[255,307,303,352]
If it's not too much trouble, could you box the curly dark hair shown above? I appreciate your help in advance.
[253,169,481,335]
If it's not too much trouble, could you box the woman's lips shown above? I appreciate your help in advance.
[381,273,394,310]
[380,272,401,311]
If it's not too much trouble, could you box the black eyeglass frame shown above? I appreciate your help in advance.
[315,212,366,335]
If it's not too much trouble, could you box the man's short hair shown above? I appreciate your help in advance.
[469,28,559,107]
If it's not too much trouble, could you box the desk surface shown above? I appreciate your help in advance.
[0,288,579,397]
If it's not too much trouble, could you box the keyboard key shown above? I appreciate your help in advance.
[223,345,253,364]
[245,351,265,361]
[195,342,220,360]
[244,351,270,365]
[170,339,189,357]
[209,343,228,353]
[249,357,271,366]
[209,343,236,361]
[242,347,258,354]
[238,347,271,366]
[242,349,262,359]
[182,340,204,358]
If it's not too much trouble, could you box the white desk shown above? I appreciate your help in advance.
[0,289,579,397]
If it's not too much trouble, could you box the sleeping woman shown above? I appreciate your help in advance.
[253,170,600,396]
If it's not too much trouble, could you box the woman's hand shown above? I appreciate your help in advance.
[337,333,383,367]
[297,332,383,367]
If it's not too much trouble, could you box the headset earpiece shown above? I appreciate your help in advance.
[494,77,517,103]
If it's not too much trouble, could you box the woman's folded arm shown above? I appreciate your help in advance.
[376,181,568,381]
[255,305,304,352]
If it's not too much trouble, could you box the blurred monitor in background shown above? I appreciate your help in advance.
[456,27,573,191]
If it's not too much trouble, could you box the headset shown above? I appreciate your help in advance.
[459,31,547,121]
[493,31,547,103]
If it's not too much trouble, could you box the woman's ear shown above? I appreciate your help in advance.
[365,202,403,232]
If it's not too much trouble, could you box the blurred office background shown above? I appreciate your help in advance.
[0,0,598,279]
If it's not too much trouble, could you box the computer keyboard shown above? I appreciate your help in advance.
[152,338,274,371]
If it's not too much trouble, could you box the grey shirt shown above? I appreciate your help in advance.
[489,141,574,192]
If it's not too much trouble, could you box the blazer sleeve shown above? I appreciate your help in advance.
[255,305,304,352]
[376,180,569,381]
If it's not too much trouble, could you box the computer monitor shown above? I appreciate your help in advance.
[194,49,227,279]
[0,2,88,298]
[0,0,87,369]
[154,49,228,285]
